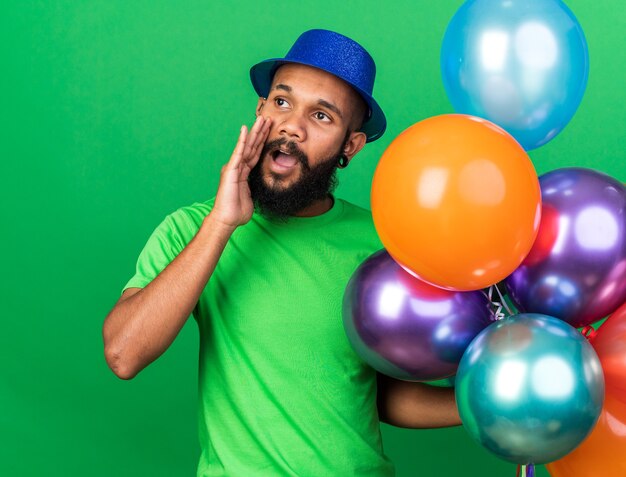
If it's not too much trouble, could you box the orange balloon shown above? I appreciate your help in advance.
[547,302,626,477]
[546,396,626,477]
[371,114,541,291]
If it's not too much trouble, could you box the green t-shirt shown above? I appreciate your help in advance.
[124,196,394,477]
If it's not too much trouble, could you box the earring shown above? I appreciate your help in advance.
[337,155,349,169]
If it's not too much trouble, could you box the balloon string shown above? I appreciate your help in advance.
[483,286,492,301]
[482,286,503,320]
[581,325,597,340]
[493,282,514,316]
[483,284,513,321]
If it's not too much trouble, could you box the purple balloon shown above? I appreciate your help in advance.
[342,250,495,381]
[505,168,626,328]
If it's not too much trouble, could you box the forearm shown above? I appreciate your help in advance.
[376,373,461,429]
[103,214,235,379]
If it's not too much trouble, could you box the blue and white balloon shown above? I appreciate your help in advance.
[441,0,589,150]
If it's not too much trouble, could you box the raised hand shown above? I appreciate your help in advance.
[211,116,272,228]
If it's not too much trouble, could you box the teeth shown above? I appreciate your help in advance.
[272,149,290,158]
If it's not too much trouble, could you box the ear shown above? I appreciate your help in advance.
[256,97,266,116]
[343,131,367,162]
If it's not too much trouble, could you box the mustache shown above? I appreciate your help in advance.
[261,138,310,170]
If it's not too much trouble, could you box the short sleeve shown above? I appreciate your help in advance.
[121,214,186,294]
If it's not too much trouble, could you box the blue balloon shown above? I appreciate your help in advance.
[456,313,604,465]
[441,0,589,150]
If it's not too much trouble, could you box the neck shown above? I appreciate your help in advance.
[294,195,334,217]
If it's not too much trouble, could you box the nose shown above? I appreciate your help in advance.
[278,111,307,142]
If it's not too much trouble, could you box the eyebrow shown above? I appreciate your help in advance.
[318,99,343,119]
[273,83,292,92]
[272,83,344,119]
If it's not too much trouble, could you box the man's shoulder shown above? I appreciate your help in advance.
[336,198,375,223]
[335,197,381,237]
[332,198,383,256]
[166,197,216,224]
[152,197,216,242]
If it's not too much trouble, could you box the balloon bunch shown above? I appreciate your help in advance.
[453,166,625,476]
[343,1,626,476]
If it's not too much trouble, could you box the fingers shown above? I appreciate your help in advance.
[228,125,248,169]
[246,117,272,169]
[242,116,270,160]
[257,116,272,148]
[229,116,272,171]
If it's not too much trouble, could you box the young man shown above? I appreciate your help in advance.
[103,29,460,476]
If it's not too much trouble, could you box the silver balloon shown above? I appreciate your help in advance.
[456,313,604,465]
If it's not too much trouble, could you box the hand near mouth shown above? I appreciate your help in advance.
[212,116,272,229]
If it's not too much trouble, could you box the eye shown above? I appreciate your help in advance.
[274,97,289,108]
[314,111,331,122]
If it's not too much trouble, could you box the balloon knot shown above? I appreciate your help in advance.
[581,325,597,340]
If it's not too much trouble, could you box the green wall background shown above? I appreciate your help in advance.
[2,1,624,476]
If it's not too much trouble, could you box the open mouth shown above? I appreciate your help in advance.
[270,148,299,171]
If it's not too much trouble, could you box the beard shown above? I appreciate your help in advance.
[247,137,345,220]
